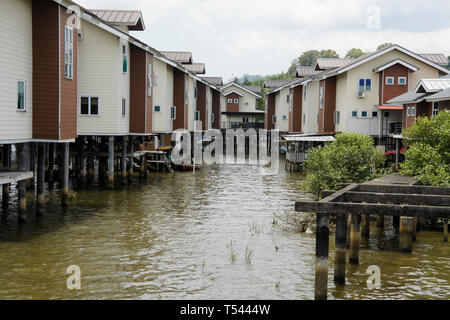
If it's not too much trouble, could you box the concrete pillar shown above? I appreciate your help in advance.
[376,215,384,228]
[2,145,11,211]
[48,143,55,184]
[399,216,413,253]
[37,142,45,215]
[393,215,400,233]
[128,136,134,183]
[349,214,361,264]
[121,136,127,185]
[412,217,418,241]
[334,213,347,285]
[443,219,447,243]
[361,214,370,239]
[140,136,146,178]
[79,137,86,186]
[27,142,36,189]
[315,212,330,300]
[108,136,114,188]
[62,143,70,206]
[18,143,29,223]
[346,214,351,249]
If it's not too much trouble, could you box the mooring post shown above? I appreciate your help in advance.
[334,213,347,285]
[443,219,448,242]
[108,136,114,188]
[48,143,54,184]
[376,215,384,228]
[399,216,413,253]
[128,136,134,183]
[315,212,330,300]
[62,143,70,206]
[361,213,370,239]
[2,144,11,211]
[18,143,29,223]
[121,136,127,185]
[37,142,45,215]
[349,214,361,264]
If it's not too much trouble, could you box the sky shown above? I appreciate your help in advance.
[76,0,450,81]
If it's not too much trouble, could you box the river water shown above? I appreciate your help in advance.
[0,163,448,300]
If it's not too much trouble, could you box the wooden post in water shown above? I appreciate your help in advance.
[412,217,418,241]
[79,137,86,186]
[334,213,347,285]
[376,215,384,228]
[27,142,35,189]
[314,212,329,300]
[346,214,351,248]
[443,219,448,242]
[48,143,54,184]
[361,214,370,239]
[18,143,29,223]
[62,143,70,206]
[349,214,361,264]
[399,216,413,253]
[393,215,400,233]
[108,136,114,188]
[121,136,127,185]
[37,142,45,215]
[128,136,134,183]
[140,136,146,178]
[2,144,11,211]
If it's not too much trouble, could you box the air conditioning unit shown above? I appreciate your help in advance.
[357,91,366,98]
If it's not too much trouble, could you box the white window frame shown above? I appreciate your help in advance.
[432,102,439,116]
[122,44,127,73]
[303,86,307,100]
[358,78,372,92]
[319,86,324,109]
[170,106,176,120]
[148,64,152,96]
[398,77,407,85]
[79,96,100,116]
[411,106,416,117]
[361,111,368,118]
[154,105,161,112]
[386,77,394,85]
[17,80,26,111]
[334,111,340,124]
[303,114,306,124]
[234,99,239,104]
[407,107,411,116]
[372,111,378,118]
[351,111,357,117]
[64,26,73,80]
[286,94,290,103]
[122,98,126,117]
[227,98,233,104]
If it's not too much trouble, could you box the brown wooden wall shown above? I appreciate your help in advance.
[318,77,336,133]
[130,44,146,134]
[32,0,60,140]
[381,65,409,104]
[173,69,186,130]
[212,89,221,129]
[225,93,240,113]
[265,93,276,130]
[196,82,206,130]
[292,86,303,132]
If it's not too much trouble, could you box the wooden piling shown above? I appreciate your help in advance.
[399,216,413,253]
[37,142,45,215]
[376,215,384,228]
[412,217,418,241]
[28,142,36,189]
[48,143,54,184]
[79,138,86,186]
[346,214,351,248]
[361,214,370,239]
[314,212,329,300]
[334,213,347,285]
[62,143,70,206]
[140,137,146,178]
[18,143,29,223]
[121,136,127,185]
[443,219,448,242]
[108,136,114,187]
[349,214,361,264]
[2,144,10,211]
[128,136,134,183]
[393,215,400,232]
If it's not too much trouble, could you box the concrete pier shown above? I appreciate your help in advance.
[399,216,413,253]
[314,212,329,300]
[334,213,347,285]
[349,214,361,264]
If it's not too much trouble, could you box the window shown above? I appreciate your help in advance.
[272,115,276,124]
[17,80,26,111]
[407,107,411,116]
[372,111,378,117]
[351,111,357,117]
[243,116,249,123]
[334,111,340,124]
[122,45,127,73]
[398,77,407,85]
[211,113,214,123]
[411,106,416,117]
[154,105,161,112]
[170,106,176,120]
[79,96,99,116]
[384,111,390,118]
[64,26,73,79]
[386,77,394,85]
[358,78,372,92]
[194,86,197,98]
[227,99,233,104]
[234,99,239,104]
[361,111,368,117]
[282,115,287,120]
[122,98,126,117]
[194,111,200,121]
[148,64,152,96]
[319,87,324,109]
[286,94,290,103]
[432,102,439,116]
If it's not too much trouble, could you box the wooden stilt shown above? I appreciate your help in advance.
[361,214,370,238]
[349,214,361,264]
[314,212,329,300]
[2,145,11,211]
[376,215,384,228]
[334,213,347,285]
[121,136,127,185]
[62,143,70,206]
[128,136,134,183]
[37,142,45,215]
[18,143,29,223]
[48,143,54,184]
[399,216,413,253]
[27,142,35,189]
[346,214,351,249]
[412,217,418,241]
[108,136,114,188]
[140,137,146,178]
[79,137,86,186]
[393,215,400,232]
[443,219,447,243]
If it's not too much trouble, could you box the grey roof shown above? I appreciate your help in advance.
[442,74,450,79]
[387,90,427,104]
[263,79,293,89]
[89,10,145,31]
[419,54,448,66]
[184,63,206,74]
[242,85,261,94]
[372,58,419,72]
[416,78,450,93]
[160,51,193,64]
[315,58,356,70]
[200,77,223,86]
[426,87,450,101]
[296,66,321,77]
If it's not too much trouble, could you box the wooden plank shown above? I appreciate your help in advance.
[295,201,450,218]
[355,184,450,195]
[321,184,358,203]
[343,191,450,206]
[364,174,418,186]
[0,172,34,185]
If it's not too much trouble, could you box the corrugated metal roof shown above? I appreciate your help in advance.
[284,136,335,142]
[184,63,206,74]
[242,85,261,94]
[200,77,223,86]
[296,66,321,77]
[263,79,292,88]
[89,10,145,30]
[426,87,450,101]
[419,54,448,66]
[372,59,419,72]
[160,51,193,64]
[416,79,450,92]
[315,58,355,70]
[387,91,427,104]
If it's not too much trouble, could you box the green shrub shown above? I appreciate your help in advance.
[300,132,387,199]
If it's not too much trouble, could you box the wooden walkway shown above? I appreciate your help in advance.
[0,171,33,185]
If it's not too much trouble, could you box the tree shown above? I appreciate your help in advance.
[345,48,364,58]
[318,49,339,59]
[296,50,320,67]
[377,42,394,50]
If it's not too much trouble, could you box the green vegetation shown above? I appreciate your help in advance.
[377,42,394,50]
[400,110,450,186]
[300,132,388,199]
[345,48,364,58]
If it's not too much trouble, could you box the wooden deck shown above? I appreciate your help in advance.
[0,171,33,185]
